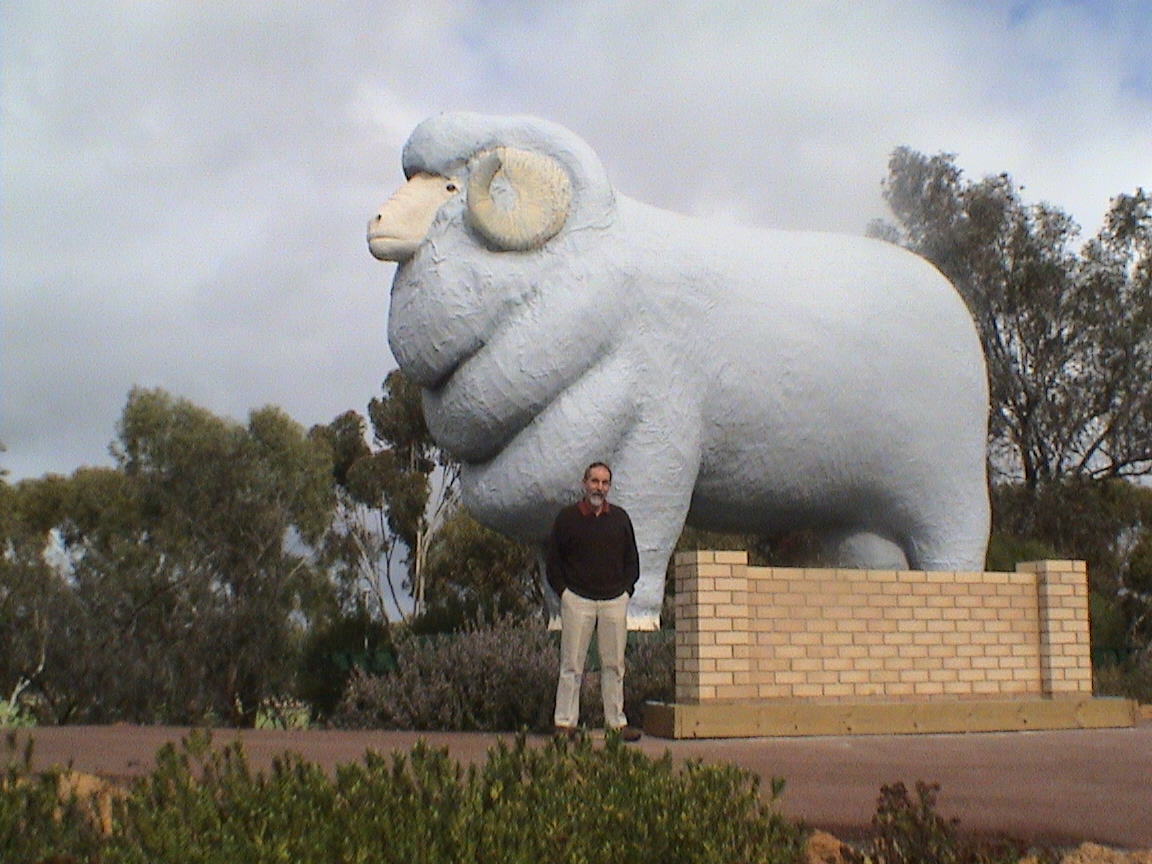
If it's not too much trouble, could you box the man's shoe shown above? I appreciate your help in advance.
[553,725,578,740]
[616,725,643,742]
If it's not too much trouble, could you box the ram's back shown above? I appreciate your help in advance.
[617,199,988,532]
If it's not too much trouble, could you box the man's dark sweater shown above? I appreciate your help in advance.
[546,501,640,601]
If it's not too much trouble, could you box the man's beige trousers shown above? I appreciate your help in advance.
[554,590,629,729]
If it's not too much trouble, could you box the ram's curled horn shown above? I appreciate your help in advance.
[466,147,572,251]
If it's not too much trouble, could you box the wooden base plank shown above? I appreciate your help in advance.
[642,697,1138,739]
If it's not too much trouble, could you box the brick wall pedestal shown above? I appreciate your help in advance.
[645,551,1136,738]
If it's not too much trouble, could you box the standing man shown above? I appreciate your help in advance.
[548,462,642,741]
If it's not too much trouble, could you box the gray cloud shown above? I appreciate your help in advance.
[3,0,1149,480]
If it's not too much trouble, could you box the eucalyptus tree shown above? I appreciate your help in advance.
[319,371,459,621]
[1,389,336,725]
[870,149,1151,489]
[871,152,1152,649]
[417,505,538,632]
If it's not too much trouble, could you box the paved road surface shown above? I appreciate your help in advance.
[14,722,1152,849]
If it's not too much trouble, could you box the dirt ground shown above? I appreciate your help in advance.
[13,718,1152,850]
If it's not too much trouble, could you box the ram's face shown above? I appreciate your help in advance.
[368,131,608,462]
[368,147,571,262]
[368,173,462,262]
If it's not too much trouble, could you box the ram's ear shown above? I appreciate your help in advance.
[465,147,571,251]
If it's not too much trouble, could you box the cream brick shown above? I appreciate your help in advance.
[756,631,790,647]
[715,604,748,619]
[710,550,747,565]
[759,684,794,699]
[696,564,735,579]
[684,658,714,675]
[720,684,758,699]
[675,549,711,566]
[957,668,988,682]
[756,658,792,673]
[698,671,734,686]
[698,645,735,660]
[714,577,747,591]
[793,683,826,698]
[914,681,946,695]
[925,570,956,583]
[867,569,899,582]
[715,630,751,646]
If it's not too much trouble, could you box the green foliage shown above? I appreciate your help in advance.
[11,731,804,864]
[335,617,560,732]
[315,371,464,623]
[1,732,104,862]
[415,505,539,633]
[1090,592,1128,653]
[982,534,1057,573]
[0,388,338,726]
[298,610,394,721]
[860,781,1027,864]
[0,699,36,729]
[1095,651,1152,704]
[873,153,1151,488]
[992,480,1152,651]
[868,781,961,864]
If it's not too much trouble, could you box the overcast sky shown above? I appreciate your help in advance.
[2,0,1150,482]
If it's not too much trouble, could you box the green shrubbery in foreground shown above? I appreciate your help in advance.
[3,730,802,864]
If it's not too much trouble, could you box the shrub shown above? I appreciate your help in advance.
[298,611,394,721]
[14,731,805,864]
[857,781,1032,864]
[334,619,676,732]
[1095,649,1152,704]
[1,732,105,863]
[334,616,559,732]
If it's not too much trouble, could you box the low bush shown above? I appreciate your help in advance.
[2,732,105,863]
[334,616,560,731]
[1094,649,1152,704]
[11,730,805,864]
[851,781,1036,864]
[333,618,675,733]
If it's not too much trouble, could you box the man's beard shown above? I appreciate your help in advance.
[587,492,605,508]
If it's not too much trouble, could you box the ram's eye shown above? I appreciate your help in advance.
[446,182,458,193]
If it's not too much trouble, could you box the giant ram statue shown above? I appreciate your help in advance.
[368,112,990,629]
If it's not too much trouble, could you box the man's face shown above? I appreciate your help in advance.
[582,466,611,509]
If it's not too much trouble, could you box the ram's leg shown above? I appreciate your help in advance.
[611,415,702,631]
[820,529,909,570]
[905,495,991,572]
